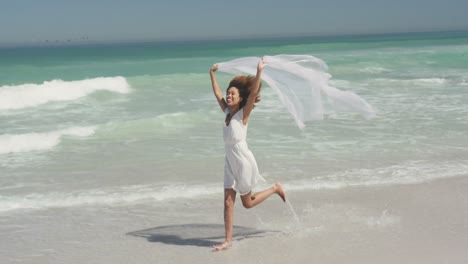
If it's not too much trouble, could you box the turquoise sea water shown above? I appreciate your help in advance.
[1,31,468,213]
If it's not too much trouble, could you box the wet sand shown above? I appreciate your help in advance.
[3,176,468,264]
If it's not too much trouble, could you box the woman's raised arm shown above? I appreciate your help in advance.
[210,64,227,112]
[242,58,266,124]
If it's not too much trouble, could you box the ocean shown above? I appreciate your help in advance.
[1,31,468,262]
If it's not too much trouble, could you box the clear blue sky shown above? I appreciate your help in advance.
[1,0,467,46]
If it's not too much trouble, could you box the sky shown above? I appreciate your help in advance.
[1,0,468,46]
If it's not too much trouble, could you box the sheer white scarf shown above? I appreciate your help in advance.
[217,55,376,129]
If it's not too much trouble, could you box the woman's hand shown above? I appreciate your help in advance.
[210,64,219,73]
[257,57,266,71]
[254,95,261,104]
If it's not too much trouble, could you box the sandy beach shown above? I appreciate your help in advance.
[4,175,467,264]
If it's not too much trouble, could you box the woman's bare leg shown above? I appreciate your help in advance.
[240,182,286,209]
[213,188,236,251]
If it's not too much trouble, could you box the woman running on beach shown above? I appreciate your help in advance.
[209,58,286,251]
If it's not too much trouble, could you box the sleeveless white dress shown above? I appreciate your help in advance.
[223,108,265,195]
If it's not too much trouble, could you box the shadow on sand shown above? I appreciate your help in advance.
[127,223,280,247]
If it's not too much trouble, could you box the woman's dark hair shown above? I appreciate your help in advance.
[226,75,262,109]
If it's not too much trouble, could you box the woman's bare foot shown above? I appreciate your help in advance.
[213,241,232,251]
[273,182,286,202]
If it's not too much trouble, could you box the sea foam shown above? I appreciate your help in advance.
[283,160,468,192]
[2,160,467,212]
[0,126,96,154]
[0,183,220,212]
[359,67,391,74]
[0,76,130,111]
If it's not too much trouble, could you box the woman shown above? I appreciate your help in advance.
[209,58,286,251]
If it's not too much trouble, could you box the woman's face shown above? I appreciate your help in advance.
[226,87,243,107]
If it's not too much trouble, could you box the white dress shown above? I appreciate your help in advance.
[223,108,265,195]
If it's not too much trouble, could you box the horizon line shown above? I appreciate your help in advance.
[1,29,468,49]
